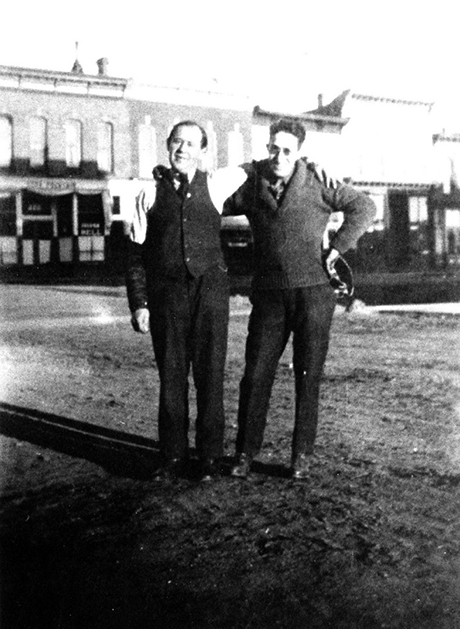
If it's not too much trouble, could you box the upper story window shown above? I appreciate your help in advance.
[97,121,113,173]
[0,115,13,167]
[138,119,157,179]
[30,117,48,167]
[65,119,82,168]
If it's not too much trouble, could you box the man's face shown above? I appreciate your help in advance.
[267,131,301,179]
[168,124,206,176]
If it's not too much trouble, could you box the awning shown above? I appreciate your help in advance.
[26,183,107,196]
[0,176,108,197]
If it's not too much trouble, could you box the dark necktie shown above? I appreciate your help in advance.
[174,172,188,198]
[177,173,188,199]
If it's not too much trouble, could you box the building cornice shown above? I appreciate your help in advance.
[351,93,434,108]
[253,105,348,127]
[126,80,252,112]
[353,181,432,190]
[308,89,434,119]
[0,64,128,97]
[433,133,460,143]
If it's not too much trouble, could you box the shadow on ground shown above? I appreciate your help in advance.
[0,402,160,479]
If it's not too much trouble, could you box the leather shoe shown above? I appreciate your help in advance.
[152,458,185,481]
[200,458,220,482]
[230,453,252,479]
[291,453,311,480]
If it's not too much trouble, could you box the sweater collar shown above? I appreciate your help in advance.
[278,160,309,212]
[259,159,307,212]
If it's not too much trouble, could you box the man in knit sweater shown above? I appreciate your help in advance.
[225,118,376,480]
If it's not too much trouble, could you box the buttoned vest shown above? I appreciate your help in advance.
[144,169,224,280]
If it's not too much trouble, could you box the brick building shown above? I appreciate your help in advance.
[0,61,131,268]
[0,60,253,272]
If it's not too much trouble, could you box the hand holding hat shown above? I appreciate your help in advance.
[323,248,354,298]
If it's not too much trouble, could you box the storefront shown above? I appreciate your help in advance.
[428,184,460,268]
[0,178,112,267]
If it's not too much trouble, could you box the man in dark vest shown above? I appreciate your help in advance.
[126,120,246,481]
[225,118,376,480]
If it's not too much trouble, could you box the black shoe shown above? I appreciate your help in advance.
[200,458,220,482]
[230,453,252,479]
[291,453,311,480]
[152,458,185,481]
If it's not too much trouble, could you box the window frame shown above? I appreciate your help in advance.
[0,115,13,167]
[29,116,48,168]
[97,121,114,173]
[65,119,82,168]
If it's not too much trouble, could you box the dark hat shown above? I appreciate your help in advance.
[325,254,354,298]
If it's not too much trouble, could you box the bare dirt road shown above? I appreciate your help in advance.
[1,284,460,629]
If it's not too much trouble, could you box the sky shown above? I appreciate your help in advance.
[1,0,459,126]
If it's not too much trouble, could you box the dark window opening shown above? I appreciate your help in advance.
[56,194,73,237]
[23,192,52,216]
[23,220,53,239]
[78,194,104,236]
[112,195,121,215]
[0,194,16,236]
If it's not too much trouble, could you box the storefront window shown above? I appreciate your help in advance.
[23,192,52,216]
[22,221,53,239]
[56,194,73,237]
[0,193,16,236]
[0,115,13,167]
[79,236,105,262]
[409,195,429,259]
[446,209,460,259]
[409,196,428,226]
[369,194,385,231]
[0,237,18,265]
[78,194,104,236]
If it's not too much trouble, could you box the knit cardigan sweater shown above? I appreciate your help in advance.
[223,159,376,290]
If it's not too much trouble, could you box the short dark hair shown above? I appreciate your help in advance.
[167,120,208,149]
[269,118,306,148]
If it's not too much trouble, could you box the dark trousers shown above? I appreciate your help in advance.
[236,284,336,459]
[149,266,229,461]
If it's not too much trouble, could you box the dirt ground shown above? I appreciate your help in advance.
[0,284,460,629]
